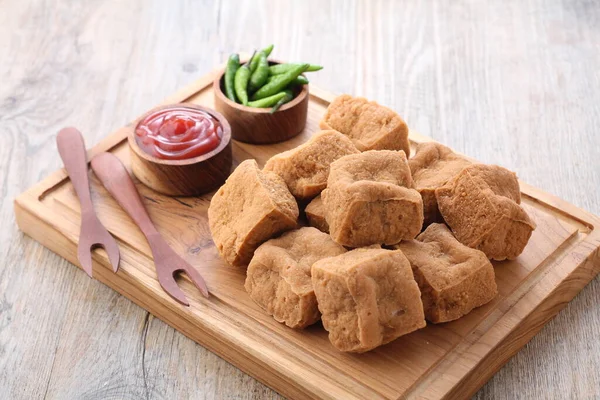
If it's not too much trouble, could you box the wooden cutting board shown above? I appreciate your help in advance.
[14,68,600,400]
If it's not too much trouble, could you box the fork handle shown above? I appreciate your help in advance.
[90,152,159,237]
[57,127,94,214]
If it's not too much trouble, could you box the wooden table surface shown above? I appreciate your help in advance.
[1,0,599,398]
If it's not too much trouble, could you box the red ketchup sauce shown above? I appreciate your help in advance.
[135,106,223,160]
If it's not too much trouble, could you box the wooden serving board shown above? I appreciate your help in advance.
[14,69,600,400]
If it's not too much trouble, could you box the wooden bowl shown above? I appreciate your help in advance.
[127,103,232,197]
[213,65,309,144]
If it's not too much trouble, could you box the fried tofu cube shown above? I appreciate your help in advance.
[360,244,383,249]
[311,248,426,352]
[304,194,329,233]
[208,159,299,266]
[436,164,536,260]
[395,223,497,323]
[245,227,346,329]
[319,95,411,156]
[322,150,423,247]
[408,142,471,226]
[263,130,359,200]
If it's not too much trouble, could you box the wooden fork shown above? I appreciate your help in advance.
[56,127,120,277]
[90,152,209,305]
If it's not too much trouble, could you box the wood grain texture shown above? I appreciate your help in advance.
[11,69,600,400]
[1,0,599,399]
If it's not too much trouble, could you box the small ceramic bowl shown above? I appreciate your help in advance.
[127,103,232,197]
[213,62,309,144]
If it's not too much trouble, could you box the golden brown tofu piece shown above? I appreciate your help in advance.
[436,164,536,260]
[311,248,426,352]
[322,150,424,247]
[208,160,299,266]
[358,244,382,249]
[304,194,329,233]
[319,95,411,156]
[395,224,497,323]
[263,130,359,200]
[408,142,471,226]
[245,227,346,329]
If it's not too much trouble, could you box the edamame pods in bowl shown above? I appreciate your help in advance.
[214,45,322,144]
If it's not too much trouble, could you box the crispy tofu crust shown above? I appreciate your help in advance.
[408,142,472,226]
[311,248,426,352]
[320,95,410,156]
[304,194,329,233]
[436,164,536,260]
[263,130,359,200]
[323,150,423,247]
[245,227,346,329]
[395,224,498,323]
[208,159,299,266]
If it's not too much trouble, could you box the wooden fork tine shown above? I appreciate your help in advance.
[180,262,210,298]
[157,269,190,306]
[151,238,209,304]
[77,239,94,278]
[78,212,121,277]
[99,230,121,273]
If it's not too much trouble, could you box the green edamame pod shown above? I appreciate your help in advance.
[269,90,294,114]
[250,44,274,72]
[248,50,260,73]
[291,75,309,85]
[268,63,323,75]
[234,52,255,105]
[224,53,240,102]
[248,52,269,93]
[262,44,274,57]
[251,63,309,100]
[247,91,288,108]
[267,75,309,86]
[234,65,251,105]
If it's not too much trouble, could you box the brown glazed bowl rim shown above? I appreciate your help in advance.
[127,103,232,167]
[212,59,309,114]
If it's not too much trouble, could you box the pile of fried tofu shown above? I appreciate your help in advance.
[208,94,536,353]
